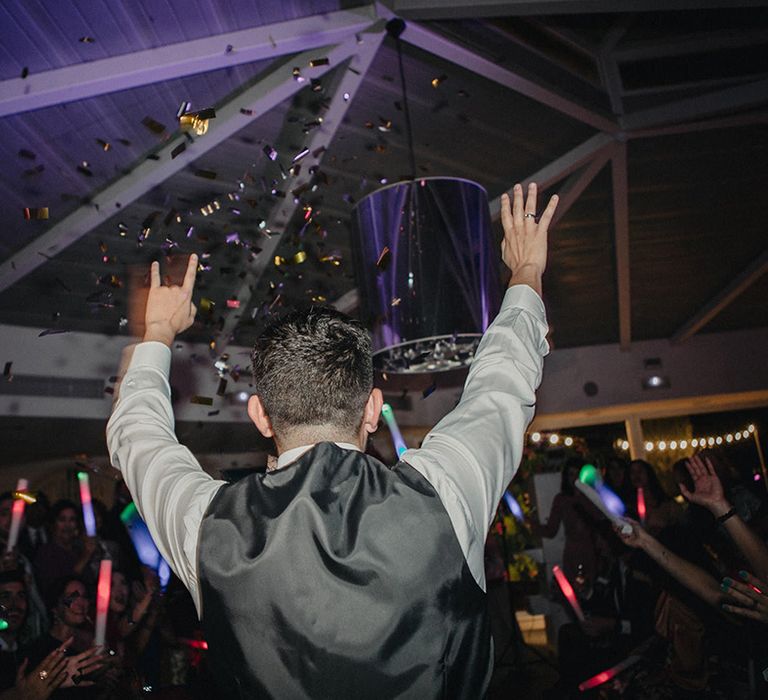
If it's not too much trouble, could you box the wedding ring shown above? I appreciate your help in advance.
[524,213,536,219]
[39,670,48,680]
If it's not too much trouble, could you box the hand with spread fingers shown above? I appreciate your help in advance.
[721,570,768,623]
[10,643,70,700]
[143,254,198,347]
[61,646,107,688]
[680,453,730,516]
[500,182,558,295]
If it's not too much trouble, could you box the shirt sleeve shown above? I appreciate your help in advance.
[402,284,549,589]
[106,341,226,616]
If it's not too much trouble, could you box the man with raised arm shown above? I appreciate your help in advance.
[107,183,558,698]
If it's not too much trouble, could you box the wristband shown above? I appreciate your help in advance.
[716,508,736,524]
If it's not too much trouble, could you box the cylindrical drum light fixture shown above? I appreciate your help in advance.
[352,177,501,374]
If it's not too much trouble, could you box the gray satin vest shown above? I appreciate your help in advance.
[198,442,492,698]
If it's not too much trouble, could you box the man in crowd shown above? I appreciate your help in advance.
[107,183,558,697]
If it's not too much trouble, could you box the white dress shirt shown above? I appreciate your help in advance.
[107,284,548,615]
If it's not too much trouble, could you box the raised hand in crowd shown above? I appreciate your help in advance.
[1,643,70,700]
[721,570,768,624]
[681,453,768,581]
[143,254,198,347]
[61,645,107,688]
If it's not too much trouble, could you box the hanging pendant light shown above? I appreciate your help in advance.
[351,19,501,374]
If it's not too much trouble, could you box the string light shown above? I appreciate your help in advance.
[616,424,757,453]
[527,431,581,448]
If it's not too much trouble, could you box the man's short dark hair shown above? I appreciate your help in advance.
[251,307,373,435]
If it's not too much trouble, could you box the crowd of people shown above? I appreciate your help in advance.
[526,449,768,698]
[0,483,212,699]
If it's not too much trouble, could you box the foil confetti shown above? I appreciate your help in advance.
[309,57,329,67]
[191,396,214,406]
[3,362,11,381]
[23,207,49,220]
[376,246,391,271]
[142,116,167,136]
[431,74,447,88]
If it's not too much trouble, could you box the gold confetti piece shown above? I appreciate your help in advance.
[376,246,391,271]
[142,116,167,135]
[378,117,392,132]
[292,251,307,264]
[311,295,327,303]
[274,255,286,267]
[179,108,214,135]
[13,491,36,504]
[96,138,111,151]
[431,74,447,88]
[23,207,49,220]
[200,298,215,313]
[79,36,95,43]
[391,297,401,306]
[191,396,214,406]
[309,57,329,67]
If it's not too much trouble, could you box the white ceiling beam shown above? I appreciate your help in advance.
[0,36,378,295]
[597,18,631,117]
[611,141,631,351]
[550,145,612,226]
[384,0,767,19]
[488,132,616,220]
[621,77,768,131]
[216,26,387,347]
[531,389,768,431]
[382,11,617,132]
[627,110,768,139]
[0,5,376,118]
[671,248,768,344]
[615,28,768,62]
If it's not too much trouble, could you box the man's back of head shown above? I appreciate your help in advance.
[250,307,374,448]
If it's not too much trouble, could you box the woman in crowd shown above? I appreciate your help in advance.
[534,457,604,588]
[628,459,680,536]
[32,504,97,600]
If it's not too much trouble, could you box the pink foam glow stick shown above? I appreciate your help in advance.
[94,559,112,647]
[553,565,585,622]
[6,479,28,552]
[637,487,646,524]
[578,655,641,691]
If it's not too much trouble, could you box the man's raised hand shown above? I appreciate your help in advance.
[143,254,198,347]
[500,182,558,295]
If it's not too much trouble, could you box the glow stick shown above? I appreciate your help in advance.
[596,483,625,518]
[552,565,585,622]
[578,464,600,488]
[381,403,407,457]
[578,655,641,691]
[637,487,646,524]
[503,492,524,522]
[120,502,171,589]
[94,559,112,646]
[7,479,29,552]
[575,480,632,534]
[77,471,97,537]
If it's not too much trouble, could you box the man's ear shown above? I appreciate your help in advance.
[247,395,274,438]
[362,388,384,435]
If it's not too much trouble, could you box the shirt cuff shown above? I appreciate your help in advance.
[130,341,172,376]
[502,284,546,321]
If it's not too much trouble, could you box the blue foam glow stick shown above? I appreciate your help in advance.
[381,403,407,457]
